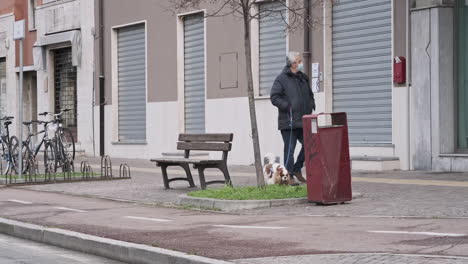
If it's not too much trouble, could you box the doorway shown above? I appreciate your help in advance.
[53,47,77,142]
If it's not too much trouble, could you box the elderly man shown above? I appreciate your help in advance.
[270,51,315,183]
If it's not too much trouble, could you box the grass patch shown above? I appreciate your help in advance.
[188,184,307,200]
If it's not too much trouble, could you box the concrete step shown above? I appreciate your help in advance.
[74,143,86,157]
[350,144,395,157]
[351,156,400,171]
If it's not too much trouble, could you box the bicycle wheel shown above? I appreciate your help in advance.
[20,142,32,174]
[44,141,57,173]
[9,136,19,174]
[59,128,75,161]
[0,140,9,175]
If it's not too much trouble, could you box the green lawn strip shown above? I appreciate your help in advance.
[188,185,307,200]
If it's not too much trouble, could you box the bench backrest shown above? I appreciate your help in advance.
[177,133,233,159]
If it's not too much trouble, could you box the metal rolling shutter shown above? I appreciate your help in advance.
[54,48,77,141]
[259,0,287,97]
[184,14,205,133]
[332,0,392,143]
[117,24,146,141]
[0,58,5,117]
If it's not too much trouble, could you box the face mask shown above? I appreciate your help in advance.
[297,63,304,72]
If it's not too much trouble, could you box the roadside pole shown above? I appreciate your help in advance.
[14,20,25,179]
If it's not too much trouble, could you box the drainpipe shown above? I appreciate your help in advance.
[406,0,412,170]
[303,0,311,78]
[99,0,105,157]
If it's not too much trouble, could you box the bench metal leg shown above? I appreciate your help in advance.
[181,163,196,188]
[219,164,232,187]
[160,165,170,189]
[197,167,207,190]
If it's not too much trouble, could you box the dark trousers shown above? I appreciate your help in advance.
[281,128,305,174]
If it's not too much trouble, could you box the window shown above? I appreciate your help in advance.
[258,0,287,97]
[116,24,147,142]
[29,0,37,30]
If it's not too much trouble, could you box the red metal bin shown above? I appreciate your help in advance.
[302,112,352,204]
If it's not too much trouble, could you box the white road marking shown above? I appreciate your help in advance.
[307,214,468,220]
[7,199,33,204]
[213,224,287,230]
[53,207,87,213]
[124,216,172,222]
[368,231,466,237]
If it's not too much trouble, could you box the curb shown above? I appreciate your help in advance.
[0,217,232,264]
[179,195,308,212]
[178,192,363,212]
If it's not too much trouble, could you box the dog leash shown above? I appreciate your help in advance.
[285,107,293,170]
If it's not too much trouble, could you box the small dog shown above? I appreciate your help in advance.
[263,153,297,185]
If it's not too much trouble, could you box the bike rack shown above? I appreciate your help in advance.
[62,159,73,181]
[44,163,55,182]
[80,161,94,179]
[101,155,113,178]
[25,158,38,183]
[2,155,132,187]
[119,164,131,178]
[6,167,15,185]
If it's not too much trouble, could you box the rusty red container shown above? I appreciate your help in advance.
[302,112,352,204]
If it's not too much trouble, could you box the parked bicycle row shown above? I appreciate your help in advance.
[0,109,76,175]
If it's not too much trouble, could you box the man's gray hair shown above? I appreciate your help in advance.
[286,51,301,66]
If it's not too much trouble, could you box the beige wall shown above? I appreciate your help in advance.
[205,12,246,99]
[101,0,177,103]
[98,0,317,104]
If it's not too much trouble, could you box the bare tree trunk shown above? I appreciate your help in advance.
[242,6,265,188]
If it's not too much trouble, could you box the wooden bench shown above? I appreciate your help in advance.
[150,133,233,190]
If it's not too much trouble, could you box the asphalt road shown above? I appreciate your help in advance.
[0,233,124,264]
[1,188,468,261]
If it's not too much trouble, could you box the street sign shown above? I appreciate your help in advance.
[13,20,25,40]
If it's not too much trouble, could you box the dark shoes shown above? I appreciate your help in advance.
[294,171,307,183]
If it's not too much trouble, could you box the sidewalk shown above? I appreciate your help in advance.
[1,156,468,263]
[17,155,468,218]
[1,188,468,263]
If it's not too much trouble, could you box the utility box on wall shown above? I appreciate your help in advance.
[394,56,406,84]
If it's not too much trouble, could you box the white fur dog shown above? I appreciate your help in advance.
[263,153,296,185]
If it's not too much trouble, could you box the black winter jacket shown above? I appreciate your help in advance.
[270,66,315,130]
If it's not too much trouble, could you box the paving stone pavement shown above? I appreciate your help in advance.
[2,156,468,263]
[234,254,468,264]
[14,156,468,218]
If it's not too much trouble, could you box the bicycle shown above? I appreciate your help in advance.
[0,116,19,175]
[40,109,75,173]
[20,119,54,174]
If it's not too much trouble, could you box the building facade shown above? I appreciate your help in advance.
[93,0,468,172]
[2,0,466,172]
[0,0,95,154]
[94,0,305,165]
[410,0,468,171]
